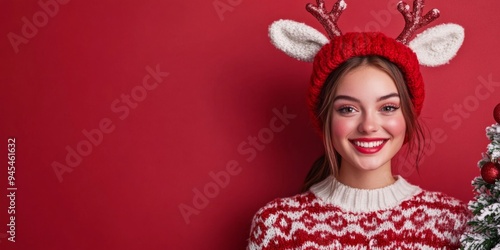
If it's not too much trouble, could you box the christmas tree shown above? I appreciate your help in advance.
[461,103,500,249]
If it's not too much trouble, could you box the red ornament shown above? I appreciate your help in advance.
[481,162,500,184]
[494,103,500,124]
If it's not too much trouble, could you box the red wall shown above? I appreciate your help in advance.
[1,0,499,249]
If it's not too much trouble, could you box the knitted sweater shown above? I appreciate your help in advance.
[247,176,470,250]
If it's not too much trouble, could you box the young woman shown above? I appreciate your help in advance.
[247,1,470,249]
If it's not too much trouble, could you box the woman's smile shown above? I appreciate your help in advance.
[349,138,388,154]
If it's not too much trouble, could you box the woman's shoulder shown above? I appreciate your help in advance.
[247,192,322,249]
[252,192,318,218]
[408,188,470,217]
[415,189,468,206]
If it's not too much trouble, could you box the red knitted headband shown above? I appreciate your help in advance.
[268,0,465,132]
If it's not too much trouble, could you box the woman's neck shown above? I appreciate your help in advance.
[309,175,421,212]
[337,162,395,189]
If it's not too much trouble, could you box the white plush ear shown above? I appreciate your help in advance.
[409,23,465,67]
[269,19,329,62]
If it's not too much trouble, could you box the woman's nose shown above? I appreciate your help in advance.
[358,112,380,133]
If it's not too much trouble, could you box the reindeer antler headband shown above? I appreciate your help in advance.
[269,0,465,131]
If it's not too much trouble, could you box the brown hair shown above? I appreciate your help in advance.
[301,56,425,192]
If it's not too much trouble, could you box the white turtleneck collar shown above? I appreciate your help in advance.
[309,175,422,213]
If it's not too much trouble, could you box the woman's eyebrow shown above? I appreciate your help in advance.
[377,93,400,101]
[332,95,360,103]
[333,93,400,103]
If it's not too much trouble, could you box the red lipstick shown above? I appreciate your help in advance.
[349,138,387,154]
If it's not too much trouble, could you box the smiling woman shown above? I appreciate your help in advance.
[246,0,471,249]
[305,56,422,191]
[247,55,469,250]
[326,58,409,189]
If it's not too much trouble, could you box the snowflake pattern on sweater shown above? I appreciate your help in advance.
[247,177,469,250]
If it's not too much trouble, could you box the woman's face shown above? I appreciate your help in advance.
[330,65,406,173]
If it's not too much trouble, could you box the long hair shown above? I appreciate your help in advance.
[301,56,425,192]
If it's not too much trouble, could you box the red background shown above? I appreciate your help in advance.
[1,0,499,249]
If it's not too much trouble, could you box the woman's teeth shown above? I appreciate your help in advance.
[353,140,384,148]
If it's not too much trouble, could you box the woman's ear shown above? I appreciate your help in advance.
[408,23,465,67]
[269,19,329,62]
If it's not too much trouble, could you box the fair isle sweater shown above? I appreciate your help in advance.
[247,176,469,250]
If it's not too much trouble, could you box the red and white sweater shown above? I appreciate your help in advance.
[247,176,469,250]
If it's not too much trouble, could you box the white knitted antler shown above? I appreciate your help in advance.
[269,20,329,62]
[408,23,465,67]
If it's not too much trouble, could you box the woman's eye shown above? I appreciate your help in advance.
[338,106,356,114]
[381,105,400,112]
